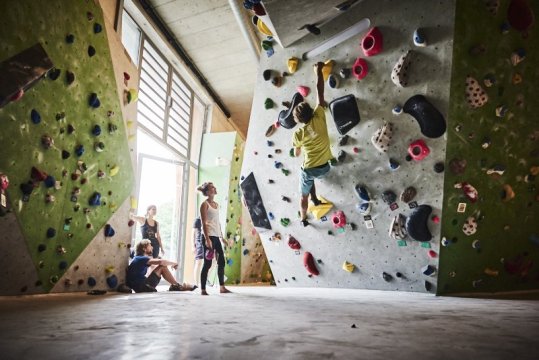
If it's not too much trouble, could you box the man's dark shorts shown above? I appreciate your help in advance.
[132,272,161,293]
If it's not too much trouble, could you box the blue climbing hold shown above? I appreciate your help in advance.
[44,175,56,188]
[89,93,100,108]
[389,158,400,170]
[89,192,101,206]
[104,224,115,237]
[31,109,41,124]
[92,125,101,136]
[413,28,426,47]
[87,277,97,287]
[268,212,275,220]
[93,23,102,34]
[46,227,56,238]
[106,275,118,289]
[227,258,233,266]
[243,249,249,256]
[75,145,85,157]
[59,261,68,270]
[354,185,371,202]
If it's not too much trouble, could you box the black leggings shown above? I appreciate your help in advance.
[200,235,225,290]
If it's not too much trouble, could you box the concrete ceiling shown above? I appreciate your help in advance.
[143,0,262,136]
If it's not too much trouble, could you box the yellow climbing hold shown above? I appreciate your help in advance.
[130,196,138,209]
[315,60,335,81]
[110,165,119,176]
[127,120,134,129]
[307,196,333,219]
[342,261,355,272]
[256,18,272,36]
[128,134,136,141]
[105,265,115,273]
[127,89,138,103]
[484,267,499,276]
[287,57,299,74]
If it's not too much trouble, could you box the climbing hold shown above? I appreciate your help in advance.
[392,105,402,115]
[382,272,393,282]
[287,57,299,73]
[41,134,54,149]
[484,268,499,276]
[433,162,445,173]
[94,142,105,152]
[355,185,371,202]
[408,139,430,161]
[261,39,274,57]
[342,261,355,273]
[50,275,59,284]
[243,249,249,256]
[110,165,119,176]
[288,235,301,250]
[88,45,96,57]
[65,70,75,85]
[465,76,488,108]
[48,68,61,80]
[353,147,359,153]
[31,109,41,124]
[104,224,115,237]
[56,245,66,255]
[339,68,350,79]
[356,202,371,215]
[507,0,535,36]
[462,216,478,236]
[424,280,433,292]
[253,16,273,36]
[46,227,56,238]
[431,215,440,224]
[303,252,319,276]
[264,98,274,109]
[38,244,46,252]
[400,186,417,203]
[43,175,56,188]
[382,190,397,205]
[389,213,407,240]
[486,164,506,177]
[428,250,437,258]
[484,0,500,15]
[273,161,282,169]
[331,210,346,228]
[87,277,97,287]
[337,150,346,163]
[389,158,400,170]
[361,27,383,56]
[413,28,427,47]
[265,124,276,137]
[281,195,291,202]
[89,92,100,108]
[320,60,335,81]
[280,218,290,227]
[371,122,393,153]
[295,86,309,98]
[512,72,522,84]
[329,94,361,135]
[278,92,303,129]
[93,23,102,34]
[45,194,56,203]
[391,50,412,87]
[92,125,101,136]
[89,192,101,206]
[495,105,508,117]
[483,73,496,87]
[327,74,339,89]
[338,135,349,146]
[422,264,436,276]
[472,240,481,249]
[66,34,75,43]
[501,184,515,201]
[405,205,433,242]
[454,182,479,203]
[403,95,446,138]
[127,89,138,103]
[262,69,272,81]
[106,275,118,289]
[449,158,467,174]
[352,57,368,80]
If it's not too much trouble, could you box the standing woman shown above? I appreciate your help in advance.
[192,216,204,288]
[198,182,231,295]
[130,205,164,259]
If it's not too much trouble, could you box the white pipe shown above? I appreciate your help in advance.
[228,0,260,62]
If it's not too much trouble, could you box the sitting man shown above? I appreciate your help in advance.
[126,239,197,293]
[293,61,334,227]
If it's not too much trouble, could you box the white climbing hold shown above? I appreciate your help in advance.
[371,122,393,153]
[465,76,489,109]
[462,216,478,236]
[391,50,412,87]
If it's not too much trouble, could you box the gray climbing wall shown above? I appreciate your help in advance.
[242,0,455,292]
[0,0,135,294]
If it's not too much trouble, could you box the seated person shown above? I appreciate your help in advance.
[126,239,197,293]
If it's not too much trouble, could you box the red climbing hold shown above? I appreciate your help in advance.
[303,252,319,276]
[288,235,301,250]
[352,57,368,80]
[361,27,383,57]
[507,0,535,36]
[332,210,346,229]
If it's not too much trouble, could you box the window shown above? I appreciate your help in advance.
[121,10,141,66]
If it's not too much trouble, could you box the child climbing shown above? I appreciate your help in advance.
[292,61,334,227]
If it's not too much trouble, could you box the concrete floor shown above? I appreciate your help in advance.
[1,287,538,360]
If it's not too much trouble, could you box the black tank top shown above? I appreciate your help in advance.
[141,219,158,241]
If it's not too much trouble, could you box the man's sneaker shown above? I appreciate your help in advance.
[354,184,371,202]
[169,283,183,291]
[356,202,371,215]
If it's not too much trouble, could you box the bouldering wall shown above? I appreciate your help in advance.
[242,0,455,293]
[438,0,539,294]
[0,0,135,294]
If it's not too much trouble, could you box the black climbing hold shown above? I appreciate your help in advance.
[337,150,346,162]
[65,71,75,85]
[305,24,321,35]
[351,324,357,328]
[382,272,393,282]
[382,190,397,204]
[38,244,46,252]
[104,224,115,237]
[403,95,446,138]
[338,135,349,146]
[433,162,445,173]
[88,45,96,57]
[87,277,97,287]
[48,68,61,80]
[329,94,361,135]
[424,280,433,292]
[75,144,85,157]
[88,92,100,108]
[263,69,272,81]
[94,23,102,34]
[278,92,303,129]
[31,109,41,124]
[67,124,75,134]
[405,204,433,242]
[65,34,75,43]
[59,261,68,270]
[46,227,56,238]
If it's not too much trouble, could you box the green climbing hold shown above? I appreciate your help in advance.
[264,98,274,109]
[280,218,290,227]
[281,169,290,176]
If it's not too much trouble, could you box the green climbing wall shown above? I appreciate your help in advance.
[439,0,539,294]
[0,0,134,292]
[198,132,243,285]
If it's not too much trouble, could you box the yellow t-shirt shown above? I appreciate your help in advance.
[293,105,333,169]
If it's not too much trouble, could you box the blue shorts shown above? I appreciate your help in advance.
[300,163,330,195]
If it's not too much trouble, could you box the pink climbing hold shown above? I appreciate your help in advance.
[297,85,310,97]
[455,182,479,203]
[428,250,438,258]
[332,210,346,229]
[431,215,440,223]
[361,27,383,57]
[352,57,368,80]
[408,139,430,161]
